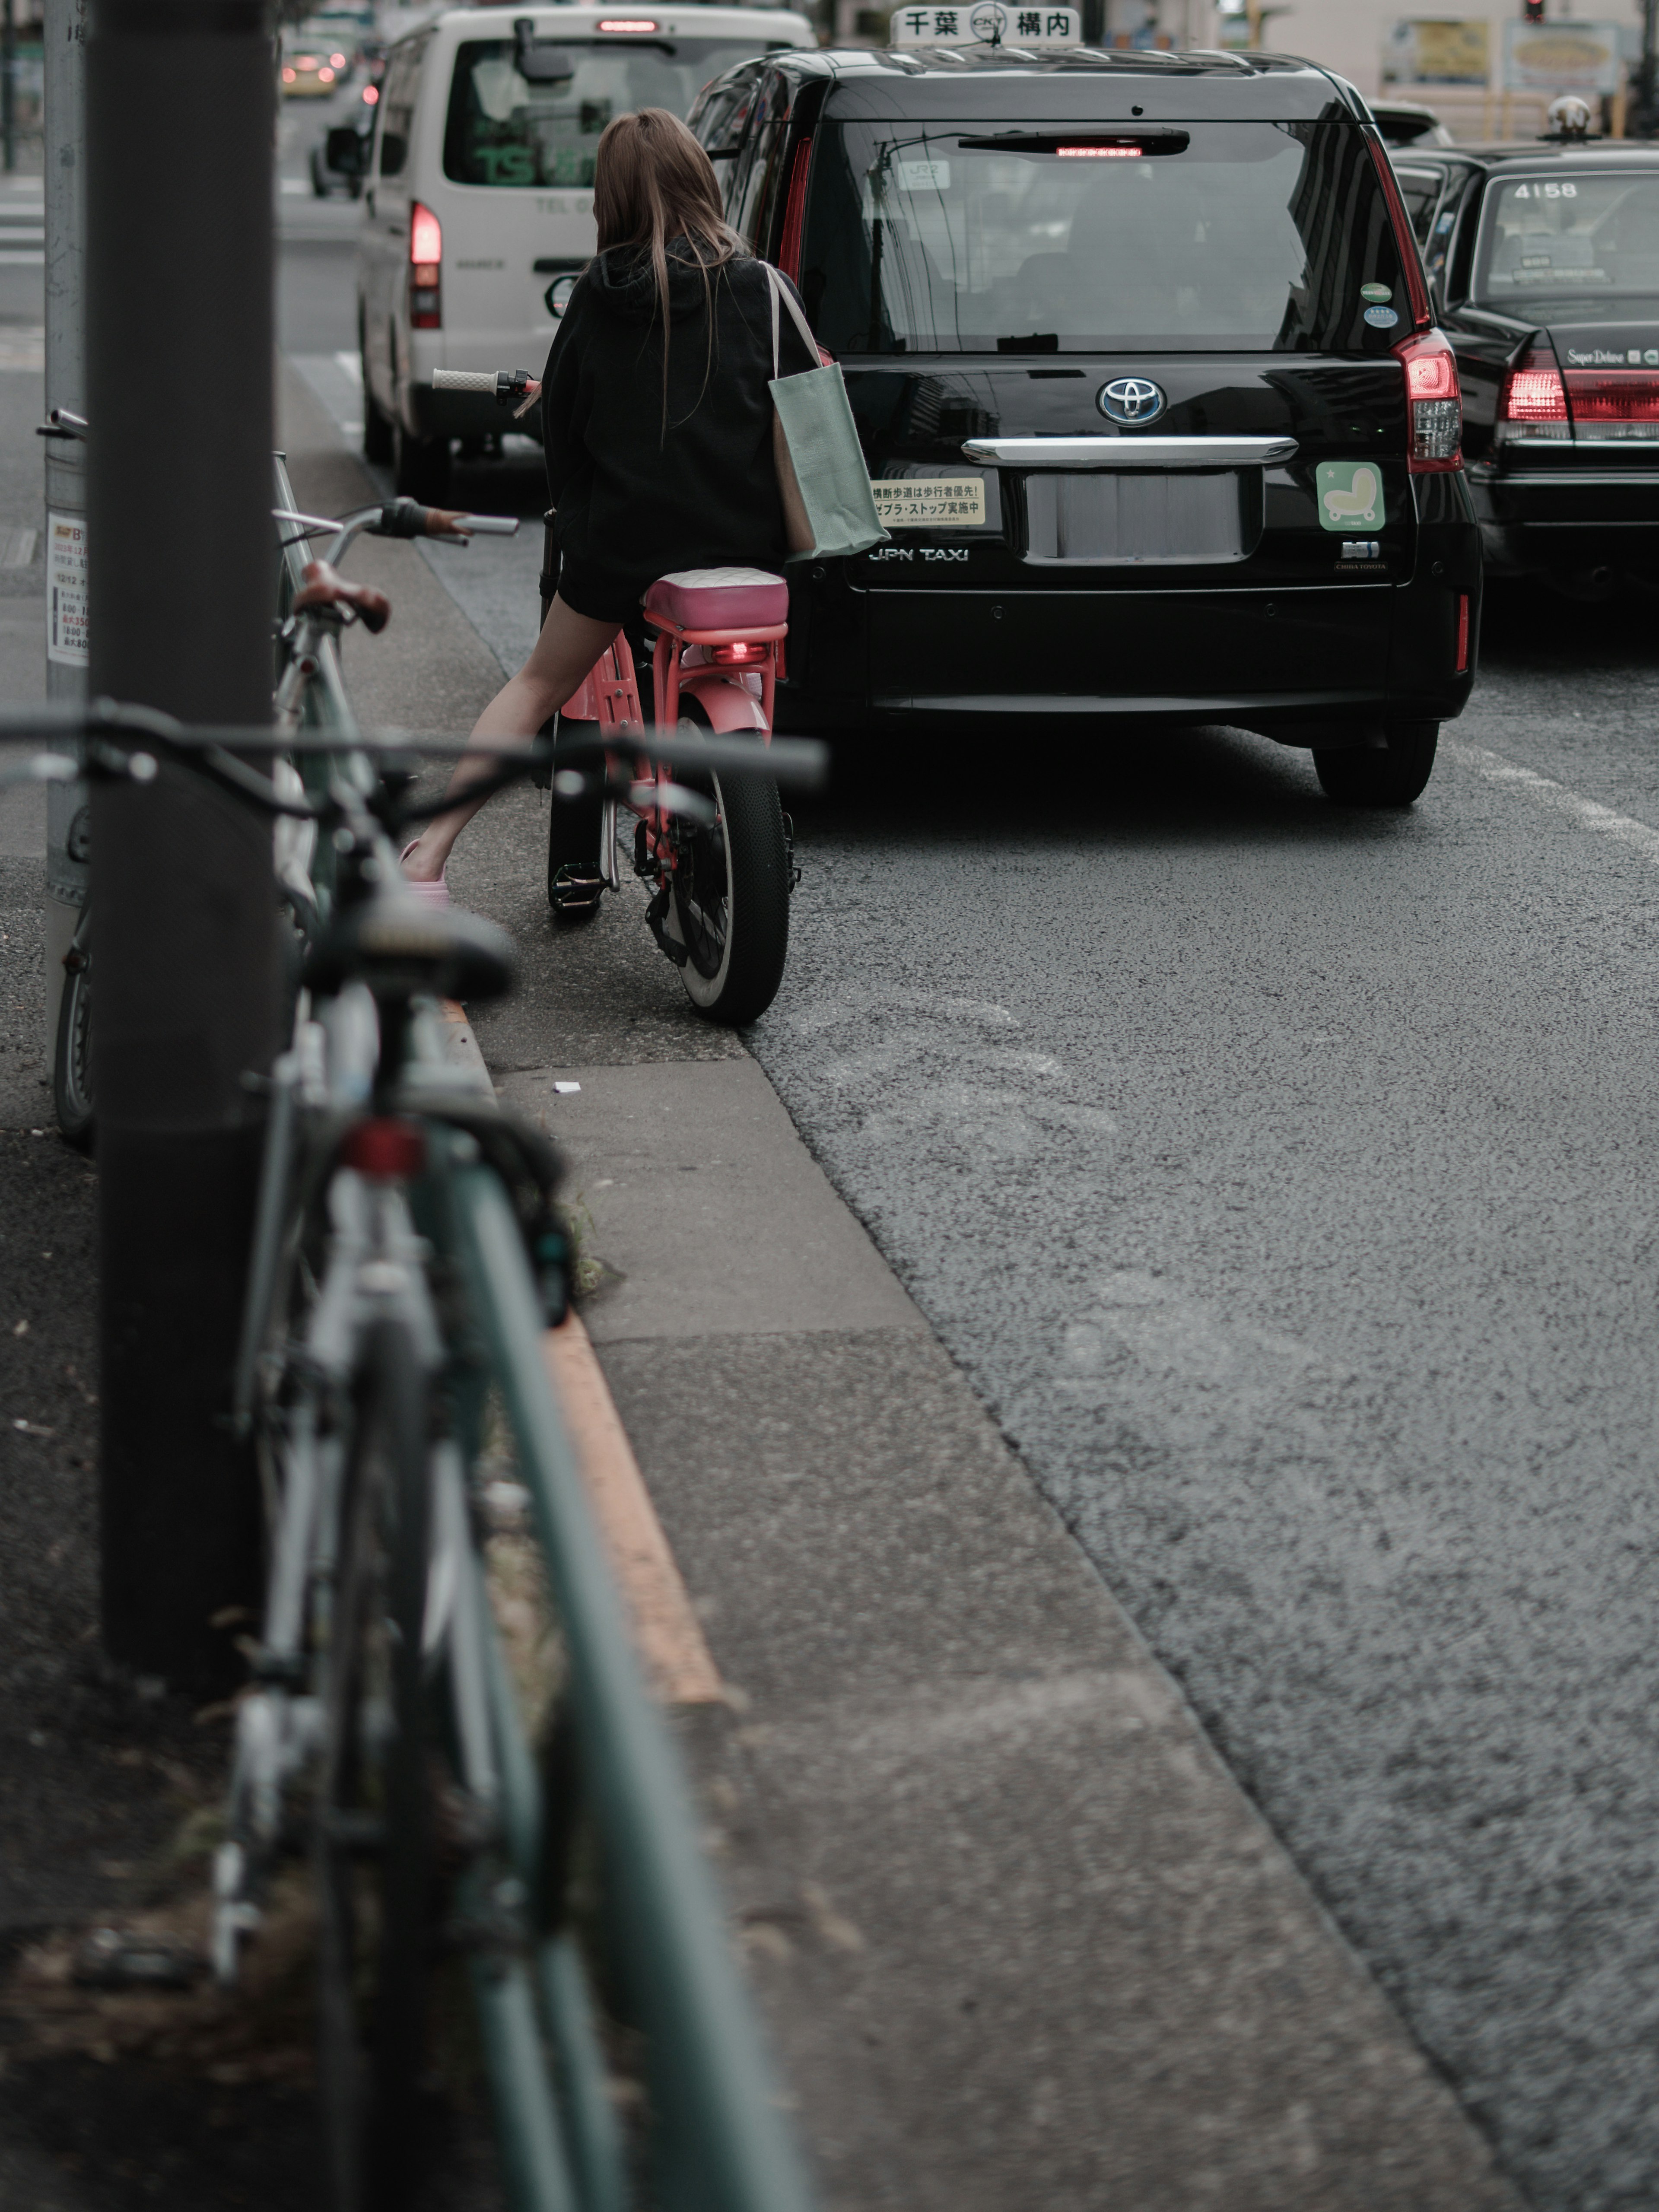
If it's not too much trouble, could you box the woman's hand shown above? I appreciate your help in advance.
[513,378,543,420]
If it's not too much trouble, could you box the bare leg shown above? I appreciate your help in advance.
[401,593,621,882]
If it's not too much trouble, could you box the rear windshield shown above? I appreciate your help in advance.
[445,37,788,187]
[1474,171,1659,324]
[801,117,1410,354]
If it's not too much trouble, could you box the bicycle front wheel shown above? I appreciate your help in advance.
[669,708,791,1027]
[53,925,93,1153]
[315,1317,434,2212]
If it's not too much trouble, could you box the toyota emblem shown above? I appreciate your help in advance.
[1097,377,1166,426]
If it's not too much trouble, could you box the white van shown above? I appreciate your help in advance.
[353,3,817,496]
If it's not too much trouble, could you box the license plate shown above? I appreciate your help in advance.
[1023,469,1248,565]
[872,475,987,529]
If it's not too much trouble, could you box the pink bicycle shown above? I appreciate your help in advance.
[433,369,799,1028]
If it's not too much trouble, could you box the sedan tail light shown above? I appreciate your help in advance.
[1394,328,1462,472]
[410,200,441,330]
[1565,368,1659,442]
[1499,346,1569,441]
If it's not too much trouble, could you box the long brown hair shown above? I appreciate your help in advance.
[591,107,746,430]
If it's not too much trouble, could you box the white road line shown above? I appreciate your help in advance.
[0,251,44,266]
[332,350,362,383]
[1444,738,1659,868]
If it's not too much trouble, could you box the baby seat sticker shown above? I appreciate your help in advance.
[1316,462,1384,533]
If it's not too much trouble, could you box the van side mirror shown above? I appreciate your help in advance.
[326,126,366,174]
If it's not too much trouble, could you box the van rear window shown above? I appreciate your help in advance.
[801,117,1408,354]
[445,37,782,187]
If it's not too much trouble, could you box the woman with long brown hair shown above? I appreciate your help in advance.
[400,105,817,904]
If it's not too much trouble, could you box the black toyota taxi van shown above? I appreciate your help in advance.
[689,40,1482,805]
[1390,140,1659,599]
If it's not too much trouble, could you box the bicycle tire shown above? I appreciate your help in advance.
[53,931,93,1154]
[670,707,791,1027]
[315,1317,433,2212]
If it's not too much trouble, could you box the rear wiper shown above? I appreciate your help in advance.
[958,130,1189,156]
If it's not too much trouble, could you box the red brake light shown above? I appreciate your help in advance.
[330,50,347,66]
[1366,135,1433,332]
[281,65,296,80]
[778,137,811,283]
[1056,145,1141,156]
[318,66,335,83]
[362,81,378,104]
[1503,362,1568,421]
[596,16,658,26]
[1564,370,1659,434]
[1394,328,1462,471]
[410,202,442,264]
[709,641,764,664]
[341,1117,426,1181]
[410,202,442,328]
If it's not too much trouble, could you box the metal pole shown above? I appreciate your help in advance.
[86,0,280,1690]
[3,0,16,175]
[43,0,87,1068]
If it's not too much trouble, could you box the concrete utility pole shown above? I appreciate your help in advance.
[43,0,87,1067]
[86,0,280,1689]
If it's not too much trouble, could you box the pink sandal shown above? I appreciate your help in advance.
[399,839,450,909]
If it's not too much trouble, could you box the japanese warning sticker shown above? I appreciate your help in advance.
[871,476,987,528]
[1316,462,1385,534]
[47,513,88,667]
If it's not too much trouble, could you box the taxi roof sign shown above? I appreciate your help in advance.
[891,3,1081,46]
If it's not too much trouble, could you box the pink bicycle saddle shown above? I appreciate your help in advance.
[643,567,788,631]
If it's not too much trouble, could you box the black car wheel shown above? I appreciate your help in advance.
[1314,723,1439,808]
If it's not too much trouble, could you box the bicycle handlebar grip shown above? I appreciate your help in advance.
[431,369,496,393]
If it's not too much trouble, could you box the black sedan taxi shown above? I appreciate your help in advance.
[689,36,1481,805]
[1391,138,1659,597]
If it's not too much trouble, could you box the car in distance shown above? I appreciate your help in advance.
[1389,138,1659,597]
[282,19,356,97]
[687,32,1481,804]
[352,3,818,499]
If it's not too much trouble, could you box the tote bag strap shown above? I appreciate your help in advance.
[764,260,819,374]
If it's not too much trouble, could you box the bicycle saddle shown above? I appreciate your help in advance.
[643,568,788,631]
[294,559,392,635]
[303,893,516,1004]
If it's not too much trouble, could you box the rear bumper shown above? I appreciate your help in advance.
[1468,461,1659,574]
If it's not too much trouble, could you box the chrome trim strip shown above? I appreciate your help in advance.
[961,435,1299,468]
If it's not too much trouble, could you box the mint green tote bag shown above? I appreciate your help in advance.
[765,263,890,564]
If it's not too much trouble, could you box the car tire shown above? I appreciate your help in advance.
[1313,722,1438,807]
[310,155,328,198]
[392,418,449,502]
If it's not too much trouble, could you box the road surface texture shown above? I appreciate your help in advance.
[292,249,1659,2210]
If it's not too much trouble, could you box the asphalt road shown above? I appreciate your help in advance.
[283,181,1659,2202]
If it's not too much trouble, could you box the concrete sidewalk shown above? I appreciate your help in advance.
[279,357,1522,2211]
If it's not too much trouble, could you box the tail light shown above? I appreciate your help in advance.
[709,640,766,664]
[341,1117,426,1181]
[1499,345,1569,441]
[1455,592,1470,674]
[1394,328,1462,471]
[410,200,442,331]
[1564,368,1659,442]
[777,137,811,282]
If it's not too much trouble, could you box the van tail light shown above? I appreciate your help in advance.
[1499,345,1569,441]
[1365,133,1433,331]
[777,137,811,282]
[410,200,442,330]
[1564,367,1659,442]
[1394,328,1462,471]
[1455,592,1470,674]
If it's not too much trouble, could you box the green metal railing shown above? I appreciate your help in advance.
[440,1147,816,2212]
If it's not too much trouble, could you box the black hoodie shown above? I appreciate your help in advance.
[540,242,819,622]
